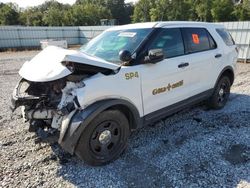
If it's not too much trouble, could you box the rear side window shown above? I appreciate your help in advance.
[182,28,215,54]
[216,28,235,46]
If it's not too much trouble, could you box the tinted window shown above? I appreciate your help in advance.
[182,28,212,53]
[148,28,184,58]
[216,28,235,46]
[208,32,217,49]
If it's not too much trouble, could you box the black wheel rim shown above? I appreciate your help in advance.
[217,82,229,104]
[89,120,121,157]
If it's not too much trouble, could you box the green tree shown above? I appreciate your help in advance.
[150,0,170,21]
[19,8,44,26]
[69,4,88,26]
[211,0,235,21]
[38,0,66,12]
[167,0,191,20]
[0,3,19,25]
[194,0,212,21]
[132,0,155,22]
[76,0,133,24]
[43,7,64,26]
[106,0,127,24]
[75,0,105,5]
[69,3,111,26]
[124,3,134,23]
[63,9,75,26]
[19,1,73,26]
[83,3,112,25]
[133,0,193,22]
[233,0,250,21]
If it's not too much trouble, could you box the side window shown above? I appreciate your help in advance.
[208,32,217,49]
[216,28,235,46]
[182,28,212,54]
[148,28,184,58]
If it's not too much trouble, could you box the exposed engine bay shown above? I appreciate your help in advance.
[11,46,119,133]
[11,74,87,130]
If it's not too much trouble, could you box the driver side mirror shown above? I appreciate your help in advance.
[145,49,164,64]
[119,50,132,62]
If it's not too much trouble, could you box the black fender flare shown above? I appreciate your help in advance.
[214,66,235,88]
[59,99,142,154]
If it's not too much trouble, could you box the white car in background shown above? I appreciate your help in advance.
[11,21,238,166]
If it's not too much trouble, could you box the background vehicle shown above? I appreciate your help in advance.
[11,22,238,166]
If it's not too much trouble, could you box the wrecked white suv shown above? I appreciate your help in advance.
[11,22,238,166]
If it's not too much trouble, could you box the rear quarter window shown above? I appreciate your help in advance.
[182,28,216,54]
[216,28,235,46]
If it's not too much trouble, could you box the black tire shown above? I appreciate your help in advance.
[207,76,231,109]
[75,109,130,166]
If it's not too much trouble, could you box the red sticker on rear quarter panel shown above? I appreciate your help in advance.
[192,34,200,44]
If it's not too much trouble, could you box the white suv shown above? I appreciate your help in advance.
[11,22,238,165]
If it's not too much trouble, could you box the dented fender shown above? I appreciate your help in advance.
[59,99,142,154]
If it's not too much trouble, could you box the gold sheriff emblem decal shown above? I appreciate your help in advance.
[152,80,184,95]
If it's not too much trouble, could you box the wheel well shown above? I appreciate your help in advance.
[220,69,234,86]
[108,105,138,131]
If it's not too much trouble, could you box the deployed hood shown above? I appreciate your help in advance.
[19,46,119,82]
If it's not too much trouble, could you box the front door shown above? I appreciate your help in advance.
[139,28,191,116]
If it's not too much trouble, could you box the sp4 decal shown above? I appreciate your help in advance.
[125,72,139,80]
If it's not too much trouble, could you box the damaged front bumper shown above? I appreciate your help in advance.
[11,78,82,127]
[10,77,88,155]
[10,79,41,112]
[10,79,55,122]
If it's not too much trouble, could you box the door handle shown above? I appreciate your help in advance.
[215,54,222,58]
[178,62,189,68]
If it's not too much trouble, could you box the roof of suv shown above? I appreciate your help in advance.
[107,21,224,31]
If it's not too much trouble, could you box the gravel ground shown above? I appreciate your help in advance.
[0,50,250,188]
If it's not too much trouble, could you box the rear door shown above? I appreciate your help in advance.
[215,27,238,69]
[181,27,218,93]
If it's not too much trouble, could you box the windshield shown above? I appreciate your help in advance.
[80,28,153,64]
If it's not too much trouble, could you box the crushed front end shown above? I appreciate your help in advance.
[10,46,119,154]
[11,77,85,133]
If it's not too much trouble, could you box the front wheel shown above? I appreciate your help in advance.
[75,109,130,166]
[207,76,231,109]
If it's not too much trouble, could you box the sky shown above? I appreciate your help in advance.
[0,0,137,8]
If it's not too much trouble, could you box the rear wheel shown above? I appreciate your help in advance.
[75,110,130,166]
[207,76,231,109]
